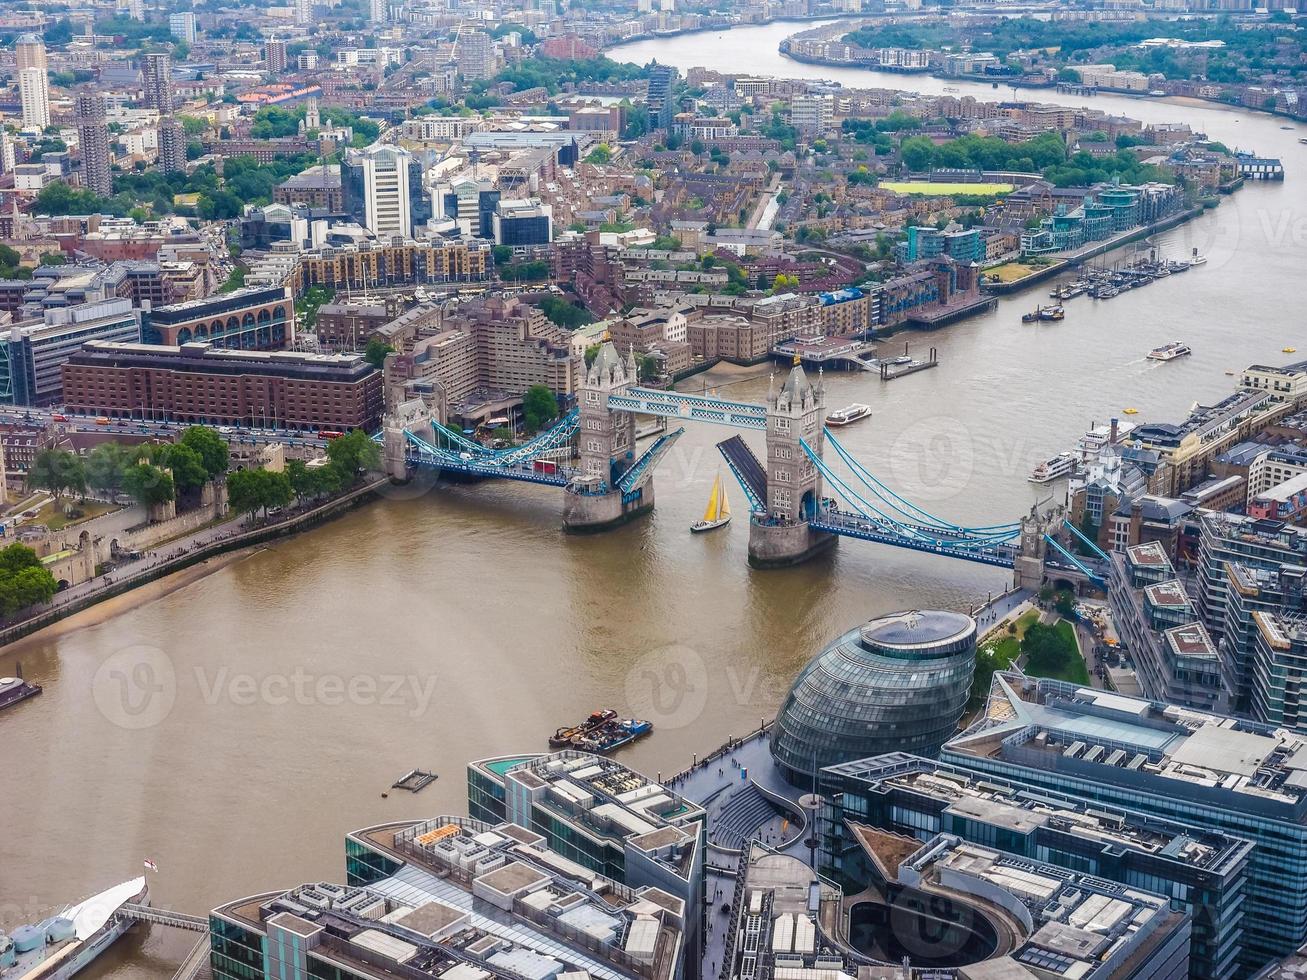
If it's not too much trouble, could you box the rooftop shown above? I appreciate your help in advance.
[947,672,1307,820]
[213,815,685,980]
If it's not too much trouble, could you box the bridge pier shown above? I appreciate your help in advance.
[748,519,836,568]
[563,481,655,532]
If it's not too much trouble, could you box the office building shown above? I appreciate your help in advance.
[212,820,686,980]
[945,671,1307,972]
[741,829,1191,979]
[1249,610,1307,734]
[1242,360,1307,406]
[74,93,112,199]
[467,752,705,969]
[434,178,500,239]
[18,67,50,130]
[157,116,187,174]
[169,11,196,43]
[818,752,1252,979]
[62,341,383,431]
[140,53,174,113]
[141,286,293,350]
[770,610,976,787]
[492,200,552,247]
[0,130,15,175]
[0,299,141,407]
[341,146,429,239]
[265,37,288,73]
[1110,542,1231,713]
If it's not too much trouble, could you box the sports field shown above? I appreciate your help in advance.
[881,181,1014,196]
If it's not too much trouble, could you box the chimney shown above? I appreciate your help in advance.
[1110,417,1119,444]
[1129,500,1143,547]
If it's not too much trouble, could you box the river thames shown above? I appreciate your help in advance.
[4,21,1306,978]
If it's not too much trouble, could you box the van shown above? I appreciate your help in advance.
[95,416,110,426]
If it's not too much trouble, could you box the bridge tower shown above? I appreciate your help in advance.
[1013,504,1049,592]
[563,342,652,531]
[748,362,836,568]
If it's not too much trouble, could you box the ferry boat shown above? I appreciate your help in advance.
[691,472,731,533]
[1148,342,1192,362]
[0,668,41,712]
[825,403,872,427]
[549,709,617,748]
[572,718,654,754]
[1029,451,1078,484]
[1,877,148,980]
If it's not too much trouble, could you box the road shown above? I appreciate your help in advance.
[0,408,337,452]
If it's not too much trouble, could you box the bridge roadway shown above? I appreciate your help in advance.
[808,508,1022,569]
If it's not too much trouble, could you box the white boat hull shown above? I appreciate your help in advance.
[691,516,731,533]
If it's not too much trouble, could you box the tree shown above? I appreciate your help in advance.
[123,463,175,508]
[364,337,394,369]
[85,443,136,494]
[325,430,381,483]
[226,468,264,519]
[29,449,85,499]
[155,443,208,494]
[522,385,558,433]
[1054,590,1077,618]
[179,426,229,480]
[0,544,58,616]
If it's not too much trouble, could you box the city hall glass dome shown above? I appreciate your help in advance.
[770,609,977,787]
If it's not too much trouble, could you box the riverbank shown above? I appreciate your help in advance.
[0,477,390,653]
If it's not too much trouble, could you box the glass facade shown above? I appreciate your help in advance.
[770,610,976,786]
[209,915,265,980]
[344,837,401,886]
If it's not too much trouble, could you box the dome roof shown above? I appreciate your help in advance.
[770,610,977,787]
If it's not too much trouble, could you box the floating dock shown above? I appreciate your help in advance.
[392,769,438,792]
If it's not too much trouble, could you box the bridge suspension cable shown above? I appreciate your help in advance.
[823,430,1022,534]
[801,438,1020,551]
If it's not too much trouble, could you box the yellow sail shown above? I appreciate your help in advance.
[702,474,722,523]
[719,478,731,518]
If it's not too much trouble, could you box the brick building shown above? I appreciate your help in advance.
[62,341,383,431]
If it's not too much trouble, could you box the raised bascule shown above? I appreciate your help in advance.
[383,341,1107,590]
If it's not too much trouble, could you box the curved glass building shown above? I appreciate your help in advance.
[770,609,976,787]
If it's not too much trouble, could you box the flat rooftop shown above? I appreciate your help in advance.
[947,673,1307,818]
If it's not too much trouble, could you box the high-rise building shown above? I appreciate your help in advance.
[294,0,314,27]
[0,130,15,175]
[644,62,678,129]
[15,33,47,73]
[944,671,1307,974]
[17,67,50,130]
[455,30,496,81]
[157,116,187,174]
[75,93,112,198]
[168,11,197,44]
[369,0,387,23]
[264,37,288,73]
[790,93,833,135]
[140,52,174,113]
[124,0,145,21]
[340,145,429,239]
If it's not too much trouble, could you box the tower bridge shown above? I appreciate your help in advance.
[383,341,1106,590]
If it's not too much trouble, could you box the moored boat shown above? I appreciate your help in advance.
[0,667,41,713]
[1,877,148,980]
[550,708,618,748]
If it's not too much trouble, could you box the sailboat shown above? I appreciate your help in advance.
[691,471,732,533]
